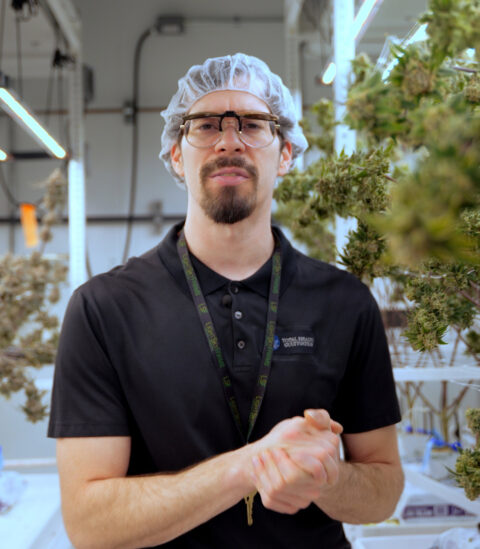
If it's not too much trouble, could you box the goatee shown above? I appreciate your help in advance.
[199,157,258,224]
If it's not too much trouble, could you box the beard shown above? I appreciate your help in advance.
[199,157,259,224]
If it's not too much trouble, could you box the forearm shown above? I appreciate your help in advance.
[64,446,256,549]
[314,460,404,524]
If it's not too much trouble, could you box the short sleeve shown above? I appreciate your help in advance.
[47,287,130,438]
[331,290,401,434]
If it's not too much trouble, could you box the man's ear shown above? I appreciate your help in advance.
[277,141,293,176]
[171,143,184,178]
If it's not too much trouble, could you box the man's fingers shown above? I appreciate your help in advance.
[287,450,328,483]
[304,409,343,435]
[331,420,343,435]
[304,409,330,430]
[321,452,340,486]
[252,450,311,513]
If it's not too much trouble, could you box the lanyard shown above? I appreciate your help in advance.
[177,229,282,443]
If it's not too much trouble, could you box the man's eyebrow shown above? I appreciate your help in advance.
[185,110,273,116]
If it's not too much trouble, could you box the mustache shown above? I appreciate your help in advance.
[200,157,258,180]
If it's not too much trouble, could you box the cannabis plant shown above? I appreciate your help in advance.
[275,0,479,446]
[0,168,67,422]
[453,409,480,500]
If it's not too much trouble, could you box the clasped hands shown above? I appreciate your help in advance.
[249,409,343,515]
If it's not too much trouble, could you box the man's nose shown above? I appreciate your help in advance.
[214,120,246,153]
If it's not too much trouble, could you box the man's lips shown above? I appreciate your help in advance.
[209,167,250,186]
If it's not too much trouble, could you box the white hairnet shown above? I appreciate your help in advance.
[159,52,308,187]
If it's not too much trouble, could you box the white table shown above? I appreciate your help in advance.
[0,473,72,549]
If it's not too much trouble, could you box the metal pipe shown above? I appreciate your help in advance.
[3,457,57,469]
[333,0,355,155]
[0,214,185,224]
[9,151,51,160]
[68,52,87,290]
[187,15,282,23]
[333,0,357,258]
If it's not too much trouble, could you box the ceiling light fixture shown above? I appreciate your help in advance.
[322,62,336,85]
[351,0,383,42]
[0,86,67,159]
[321,0,384,85]
[0,148,7,161]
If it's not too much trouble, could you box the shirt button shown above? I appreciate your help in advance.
[234,310,243,320]
[231,285,239,294]
[237,340,246,350]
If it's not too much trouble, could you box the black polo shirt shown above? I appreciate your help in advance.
[48,221,401,549]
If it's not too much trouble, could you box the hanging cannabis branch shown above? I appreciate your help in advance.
[453,409,480,500]
[0,168,67,422]
[275,0,479,450]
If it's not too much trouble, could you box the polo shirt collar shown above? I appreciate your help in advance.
[157,220,297,298]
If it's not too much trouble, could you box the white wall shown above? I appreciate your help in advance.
[0,0,292,462]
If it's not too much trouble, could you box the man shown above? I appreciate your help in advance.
[48,53,403,549]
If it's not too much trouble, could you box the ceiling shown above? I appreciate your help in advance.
[0,0,429,83]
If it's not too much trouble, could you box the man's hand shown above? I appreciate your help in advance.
[249,409,343,514]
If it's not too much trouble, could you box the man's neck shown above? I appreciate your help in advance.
[183,212,274,281]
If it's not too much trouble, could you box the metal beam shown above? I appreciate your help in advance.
[44,0,81,54]
[40,0,86,289]
[284,0,304,32]
[42,0,87,289]
[333,0,356,155]
[284,0,305,168]
[68,53,87,289]
[283,0,304,91]
[333,0,357,258]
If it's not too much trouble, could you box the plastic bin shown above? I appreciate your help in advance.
[353,533,438,549]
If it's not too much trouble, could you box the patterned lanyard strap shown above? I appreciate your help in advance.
[176,228,282,443]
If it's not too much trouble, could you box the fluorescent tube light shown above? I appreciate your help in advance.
[382,23,429,80]
[408,23,428,44]
[322,62,337,85]
[0,148,7,161]
[321,0,383,85]
[0,87,67,159]
[352,0,383,41]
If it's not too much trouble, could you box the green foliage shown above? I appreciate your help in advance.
[466,330,480,356]
[454,409,480,500]
[0,169,67,422]
[455,447,480,500]
[275,145,393,282]
[274,202,336,263]
[466,408,480,434]
[420,0,480,68]
[345,68,408,144]
[276,1,480,472]
[401,269,477,351]
[376,101,480,266]
[339,221,387,281]
[301,98,336,155]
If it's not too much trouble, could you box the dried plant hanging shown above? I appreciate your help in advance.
[454,408,480,500]
[275,0,480,464]
[0,168,67,422]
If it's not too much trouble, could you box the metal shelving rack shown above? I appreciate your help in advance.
[44,0,87,291]
[393,366,480,516]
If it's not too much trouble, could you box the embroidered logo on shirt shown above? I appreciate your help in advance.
[273,335,281,351]
[273,330,315,355]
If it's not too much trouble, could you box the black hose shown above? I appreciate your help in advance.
[122,26,153,264]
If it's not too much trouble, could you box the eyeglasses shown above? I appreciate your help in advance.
[180,110,280,149]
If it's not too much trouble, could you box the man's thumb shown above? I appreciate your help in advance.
[304,409,343,435]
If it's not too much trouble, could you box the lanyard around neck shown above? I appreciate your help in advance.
[176,229,282,443]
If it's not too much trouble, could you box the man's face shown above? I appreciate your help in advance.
[171,90,292,225]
